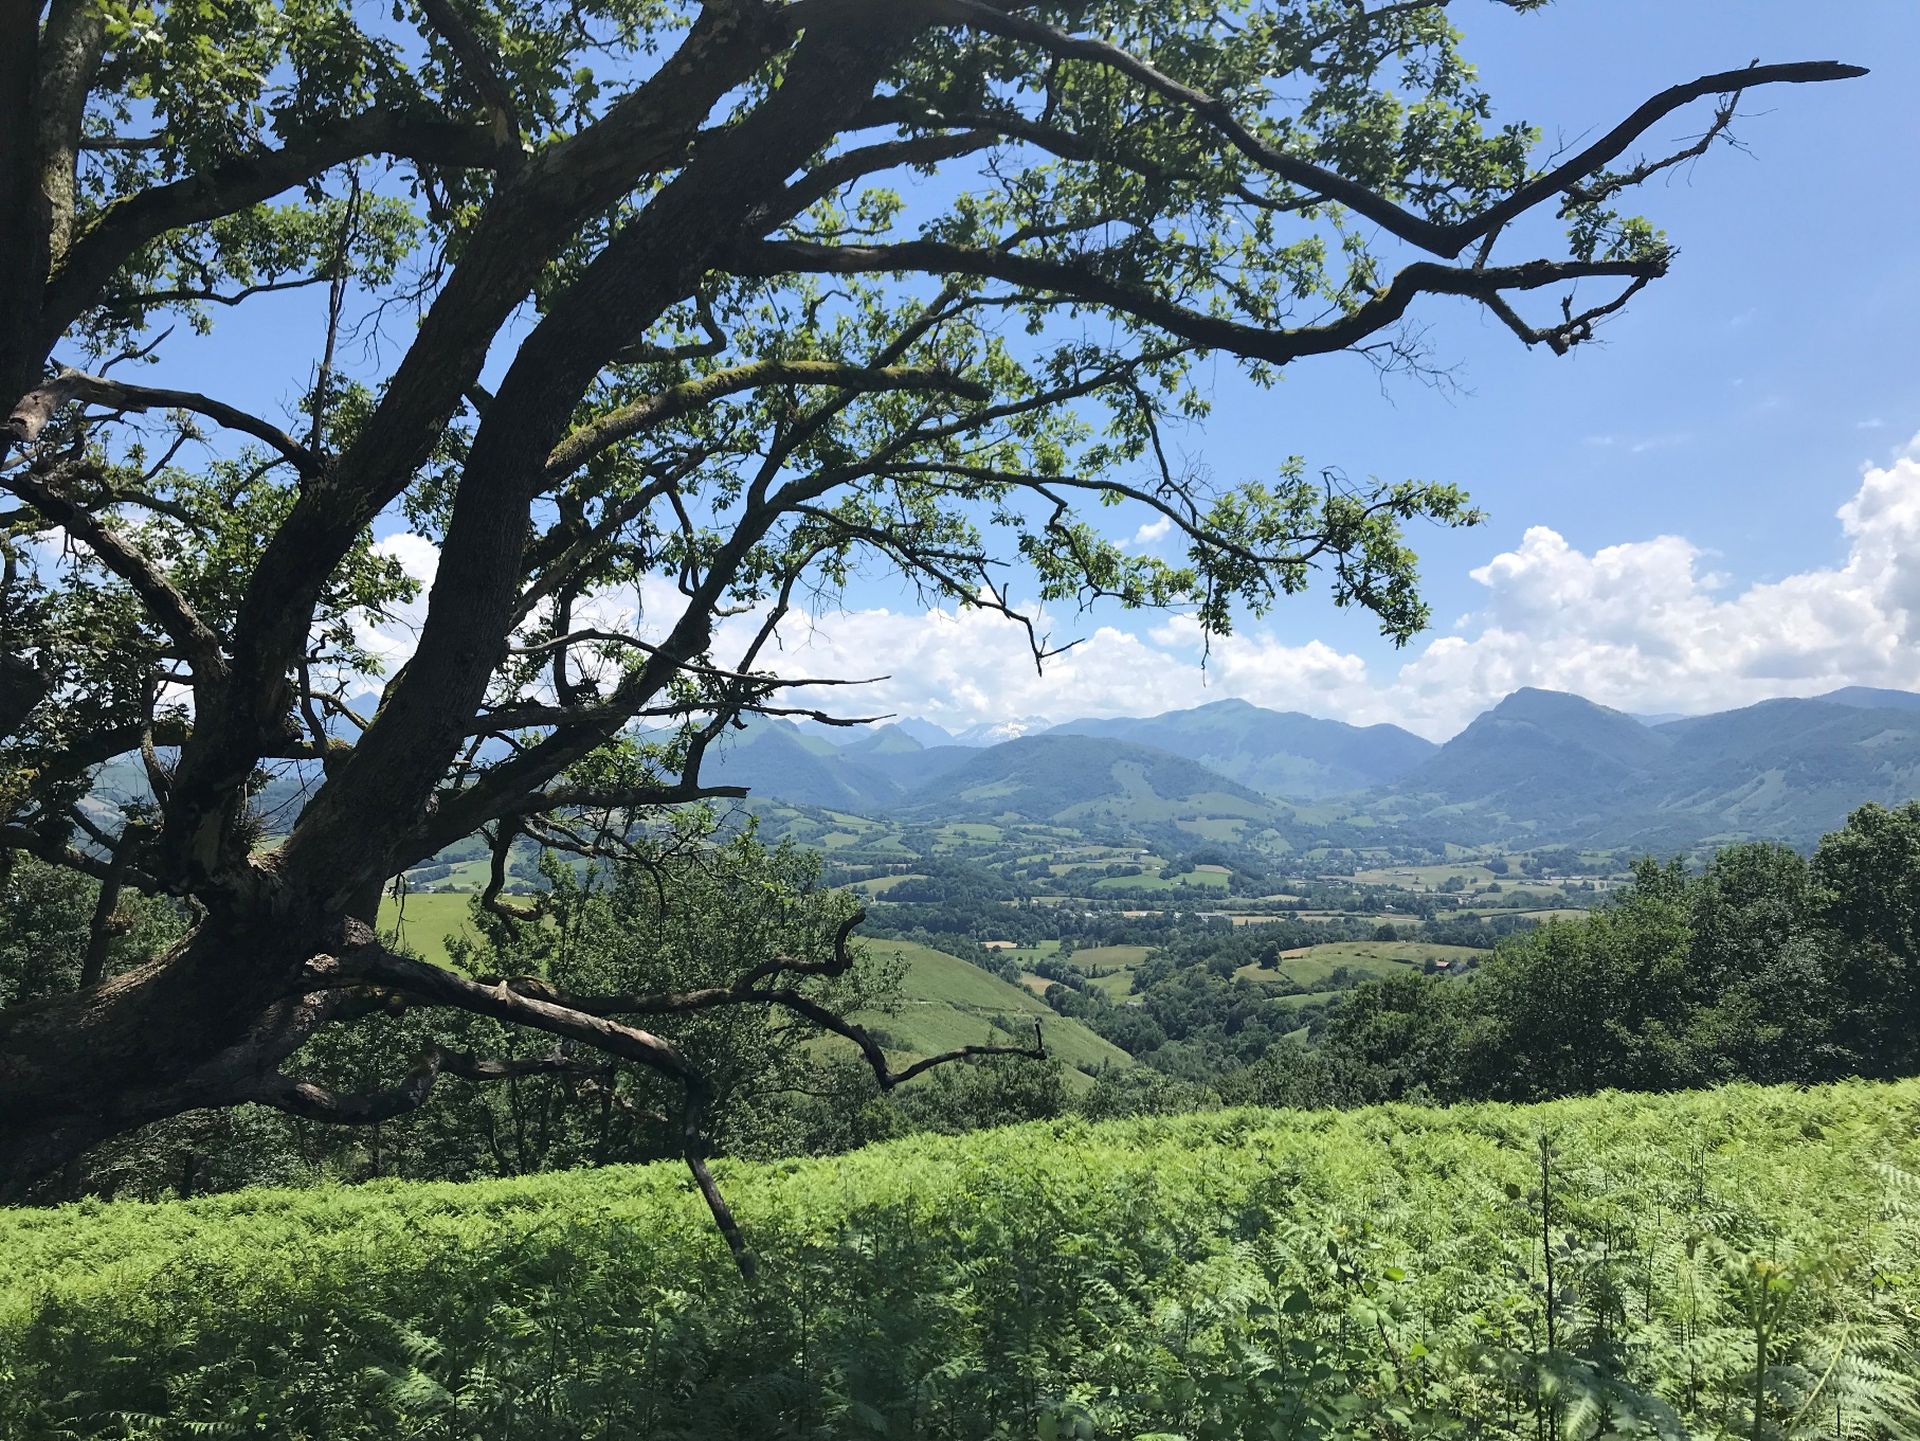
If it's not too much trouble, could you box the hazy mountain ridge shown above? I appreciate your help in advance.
[687,687,1920,849]
[1374,687,1920,848]
[86,686,1920,855]
[896,733,1286,826]
[1046,698,1433,799]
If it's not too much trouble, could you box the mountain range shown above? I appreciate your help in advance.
[1047,698,1432,799]
[1356,687,1920,849]
[87,684,1920,858]
[708,686,1920,852]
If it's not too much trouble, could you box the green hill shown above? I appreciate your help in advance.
[902,733,1284,828]
[862,939,1131,1078]
[5,1080,1916,1438]
[1050,697,1434,799]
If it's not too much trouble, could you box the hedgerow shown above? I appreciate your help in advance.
[3,1081,1917,1439]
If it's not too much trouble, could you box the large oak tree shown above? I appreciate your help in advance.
[0,0,1860,1233]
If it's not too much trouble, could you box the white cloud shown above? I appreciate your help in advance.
[353,433,1920,741]
[350,531,441,674]
[1130,516,1172,547]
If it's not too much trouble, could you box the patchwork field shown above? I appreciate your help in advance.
[860,940,1132,1077]
[1238,940,1487,990]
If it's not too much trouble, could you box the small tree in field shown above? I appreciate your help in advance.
[0,0,1860,1240]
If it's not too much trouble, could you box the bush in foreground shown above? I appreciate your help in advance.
[3,1082,1918,1439]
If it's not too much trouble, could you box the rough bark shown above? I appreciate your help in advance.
[0,913,361,1198]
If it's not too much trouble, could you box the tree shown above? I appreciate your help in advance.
[1812,801,1920,1075]
[0,0,1861,1224]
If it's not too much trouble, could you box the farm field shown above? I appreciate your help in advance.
[1238,940,1487,990]
[1352,863,1497,888]
[8,1081,1915,1439]
[1088,867,1230,893]
[841,872,926,895]
[859,940,1132,1077]
[378,891,479,968]
[1465,906,1592,921]
[1065,943,1153,998]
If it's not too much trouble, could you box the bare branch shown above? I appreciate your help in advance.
[733,240,1666,367]
[9,365,322,472]
[1483,277,1655,356]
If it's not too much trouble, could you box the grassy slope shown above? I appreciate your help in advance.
[378,890,478,967]
[370,902,1124,1077]
[862,940,1131,1076]
[1237,940,1487,989]
[5,1082,1917,1438]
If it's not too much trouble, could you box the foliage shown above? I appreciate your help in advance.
[0,0,1861,1188]
[1325,805,1920,1104]
[0,855,183,1010]
[3,1080,1917,1439]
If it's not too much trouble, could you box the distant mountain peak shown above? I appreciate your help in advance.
[949,715,1053,747]
[891,716,959,748]
[1815,685,1920,712]
[843,723,925,755]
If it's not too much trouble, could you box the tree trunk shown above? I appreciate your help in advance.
[0,910,344,1199]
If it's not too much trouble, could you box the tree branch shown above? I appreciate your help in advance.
[3,462,228,676]
[46,114,515,339]
[9,365,322,472]
[465,910,1049,1089]
[733,241,1667,366]
[248,1044,592,1124]
[414,0,524,155]
[921,1,1864,259]
[544,359,988,483]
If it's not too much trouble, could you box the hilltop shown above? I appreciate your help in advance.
[1373,686,1920,848]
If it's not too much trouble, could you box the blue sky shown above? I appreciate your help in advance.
[712,1,1920,738]
[125,2,1920,739]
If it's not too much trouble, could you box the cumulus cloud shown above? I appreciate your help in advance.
[1130,516,1173,547]
[349,531,441,674]
[355,434,1920,741]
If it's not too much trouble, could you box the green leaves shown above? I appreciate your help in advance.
[5,1079,1920,1439]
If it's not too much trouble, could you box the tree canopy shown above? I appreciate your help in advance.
[0,0,1862,1231]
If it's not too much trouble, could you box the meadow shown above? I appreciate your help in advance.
[3,1080,1915,1439]
[860,940,1132,1077]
